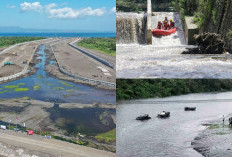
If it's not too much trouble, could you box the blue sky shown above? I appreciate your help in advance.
[0,0,116,32]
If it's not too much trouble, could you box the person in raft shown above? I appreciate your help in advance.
[170,19,175,28]
[157,20,163,29]
[163,21,170,30]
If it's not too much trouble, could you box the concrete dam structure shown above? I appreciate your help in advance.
[116,12,147,44]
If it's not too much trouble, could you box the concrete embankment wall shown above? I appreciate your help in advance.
[50,42,115,87]
[183,17,199,45]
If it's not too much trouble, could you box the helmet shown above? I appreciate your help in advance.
[158,20,161,22]
[170,19,173,21]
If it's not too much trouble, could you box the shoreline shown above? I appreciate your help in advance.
[0,98,116,153]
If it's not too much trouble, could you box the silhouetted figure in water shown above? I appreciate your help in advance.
[229,117,232,127]
[223,115,225,126]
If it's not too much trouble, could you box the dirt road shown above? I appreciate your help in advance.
[0,129,115,157]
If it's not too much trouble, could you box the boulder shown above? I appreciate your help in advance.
[182,33,226,54]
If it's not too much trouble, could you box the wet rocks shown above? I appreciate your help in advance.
[182,33,226,54]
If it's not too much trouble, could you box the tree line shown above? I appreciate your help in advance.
[117,79,232,100]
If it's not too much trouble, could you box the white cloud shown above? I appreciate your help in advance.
[20,2,107,19]
[20,2,43,12]
[7,5,16,9]
[110,7,116,14]
[45,4,106,19]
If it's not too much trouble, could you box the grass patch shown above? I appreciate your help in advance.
[58,81,74,87]
[21,97,30,100]
[54,87,65,90]
[66,89,74,92]
[4,85,19,89]
[14,88,29,92]
[95,128,116,143]
[33,86,40,91]
[0,90,9,94]
[77,38,116,56]
[17,83,25,85]
[0,37,45,48]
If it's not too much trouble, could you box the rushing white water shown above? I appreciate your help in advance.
[116,12,232,78]
[117,92,232,157]
[116,12,147,44]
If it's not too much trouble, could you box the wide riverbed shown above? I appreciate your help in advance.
[0,45,115,104]
[117,92,232,157]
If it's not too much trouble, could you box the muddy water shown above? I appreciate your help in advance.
[117,92,232,157]
[0,45,115,104]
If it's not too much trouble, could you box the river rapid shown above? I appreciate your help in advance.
[116,12,232,78]
[117,92,232,157]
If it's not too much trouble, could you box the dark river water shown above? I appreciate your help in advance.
[117,92,232,157]
[0,45,115,104]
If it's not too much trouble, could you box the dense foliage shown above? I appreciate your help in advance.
[117,0,173,12]
[117,79,232,100]
[77,38,116,56]
[0,37,45,48]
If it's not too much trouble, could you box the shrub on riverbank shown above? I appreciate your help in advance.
[77,38,116,56]
[0,37,45,48]
[117,79,232,100]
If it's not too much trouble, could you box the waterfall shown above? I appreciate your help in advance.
[116,12,147,44]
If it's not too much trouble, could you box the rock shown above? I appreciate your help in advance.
[182,33,226,54]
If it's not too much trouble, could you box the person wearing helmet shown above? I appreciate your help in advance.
[163,17,168,24]
[163,21,170,30]
[170,19,175,28]
[157,20,163,29]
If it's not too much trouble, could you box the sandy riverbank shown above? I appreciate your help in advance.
[0,38,55,83]
[0,98,116,152]
[46,39,115,90]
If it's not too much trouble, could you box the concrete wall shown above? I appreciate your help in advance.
[184,16,199,45]
[147,0,152,45]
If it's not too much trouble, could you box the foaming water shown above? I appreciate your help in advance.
[117,92,232,157]
[115,12,232,78]
[117,44,232,78]
[116,12,147,44]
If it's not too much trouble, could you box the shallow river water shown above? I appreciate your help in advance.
[0,45,115,104]
[117,92,232,157]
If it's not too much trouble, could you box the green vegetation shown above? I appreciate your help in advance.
[95,129,116,143]
[4,85,19,89]
[66,89,74,92]
[58,81,74,87]
[21,97,30,100]
[117,79,232,100]
[17,83,25,85]
[117,0,173,12]
[14,88,29,92]
[0,90,9,94]
[33,86,40,91]
[54,87,65,90]
[77,38,116,56]
[0,37,45,48]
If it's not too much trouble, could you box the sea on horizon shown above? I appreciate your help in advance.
[0,32,116,38]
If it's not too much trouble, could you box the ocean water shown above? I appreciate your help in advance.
[0,32,116,38]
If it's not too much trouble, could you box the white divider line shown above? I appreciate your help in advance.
[50,41,116,87]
